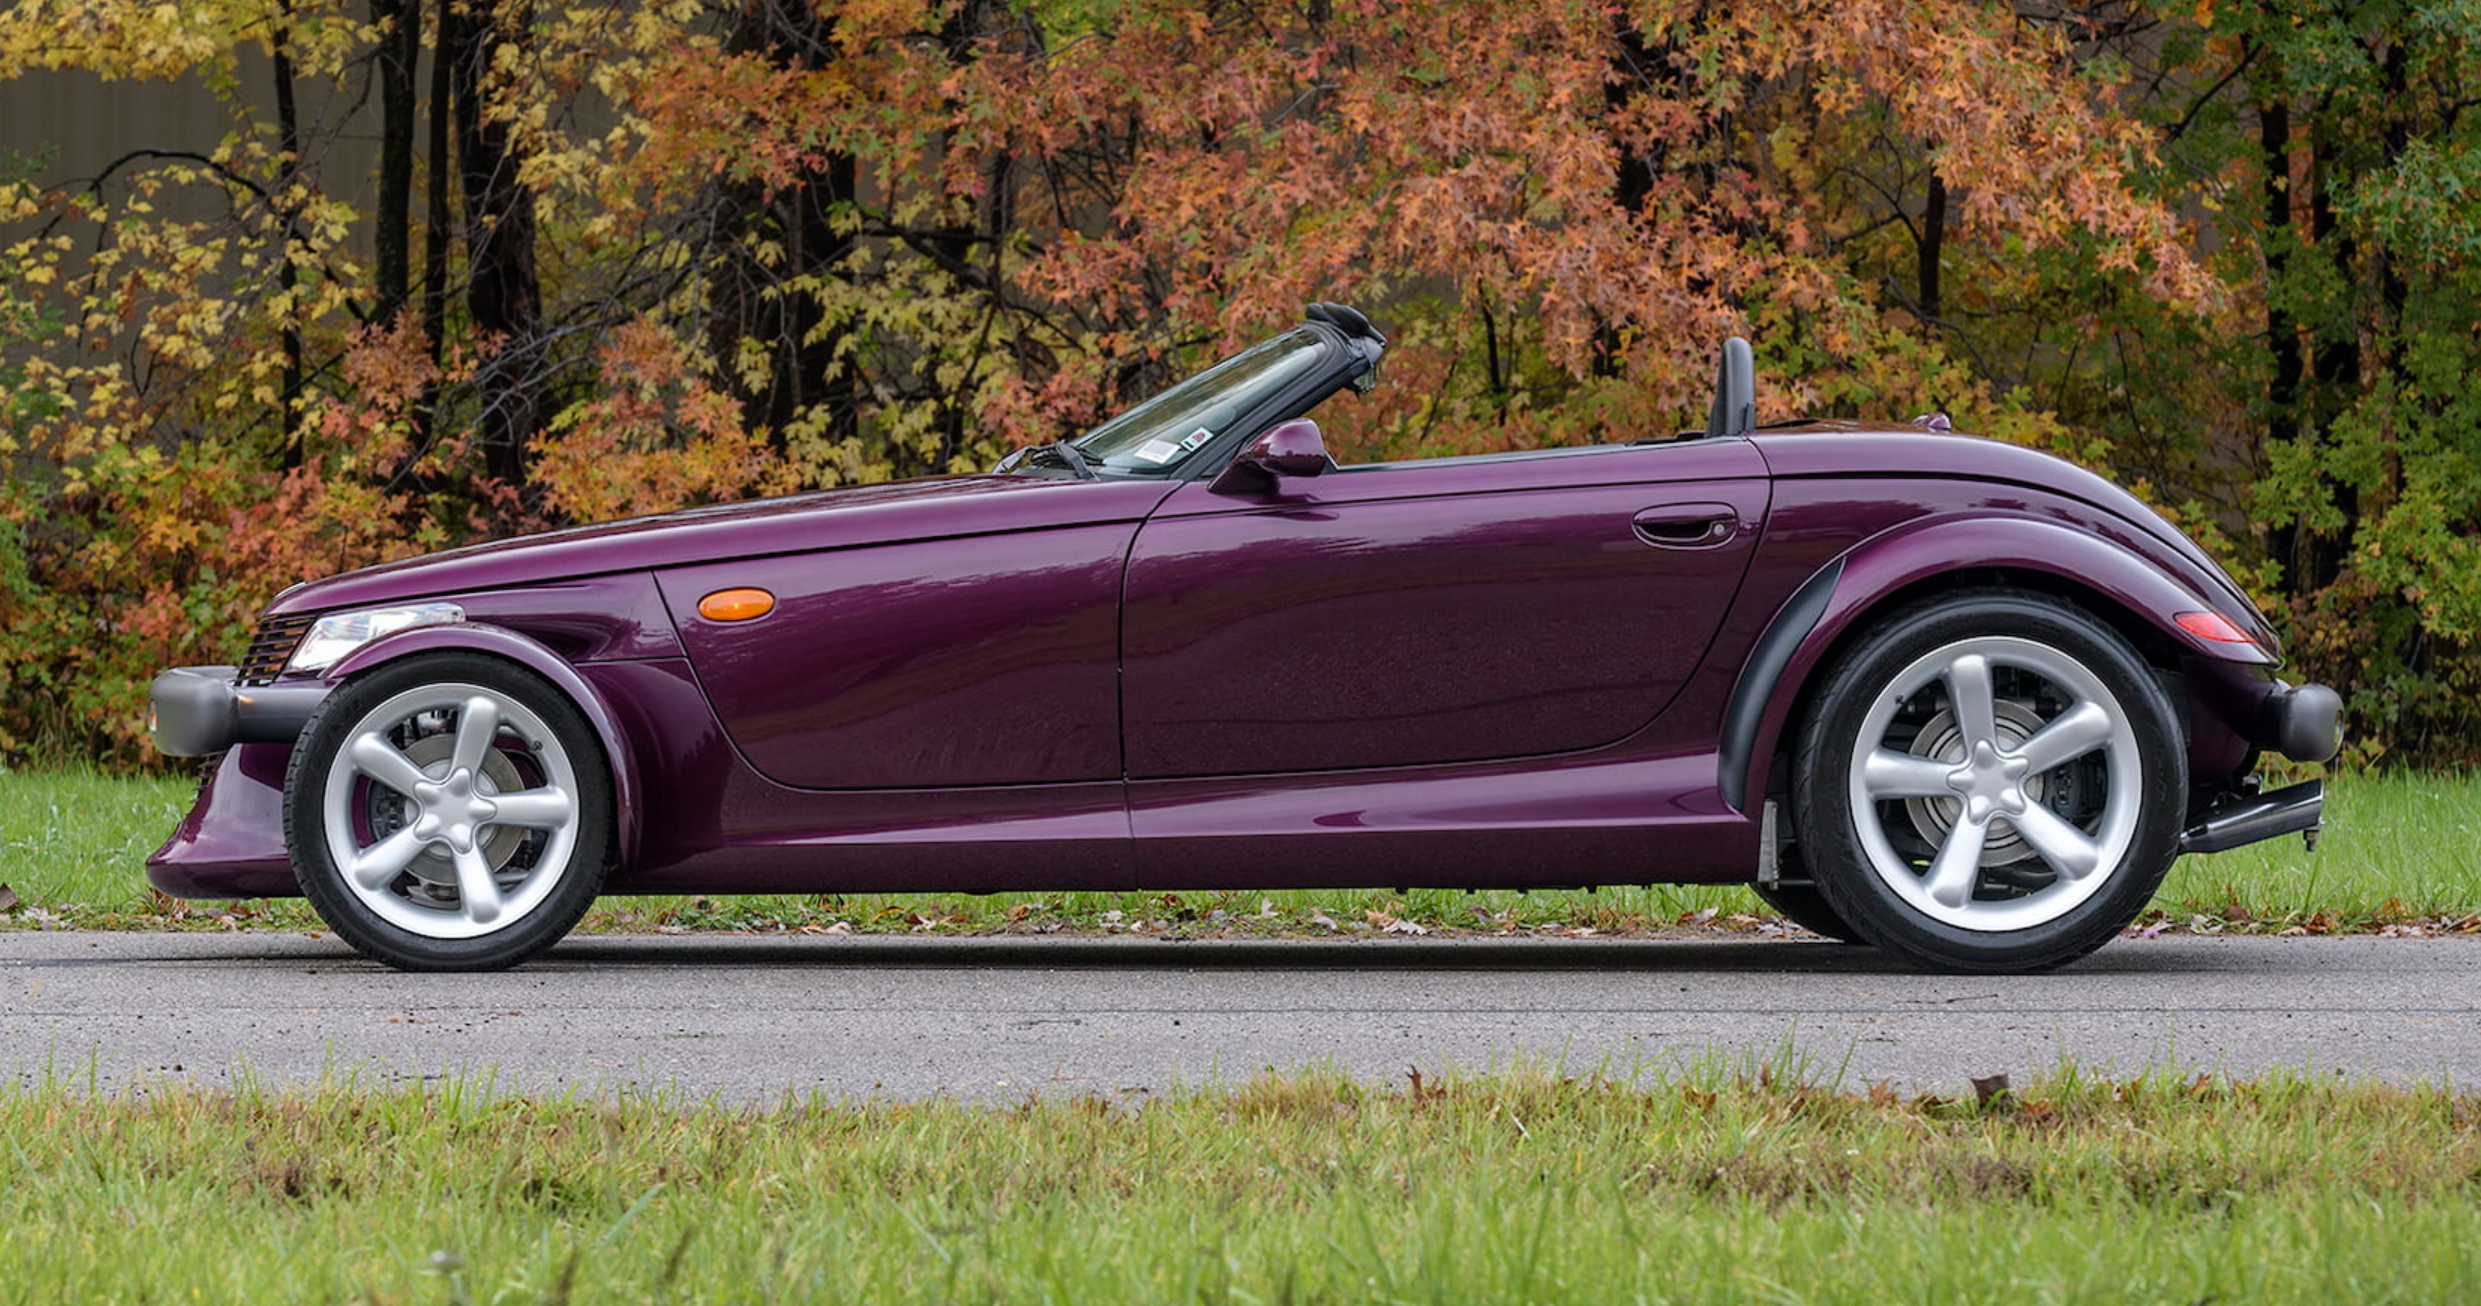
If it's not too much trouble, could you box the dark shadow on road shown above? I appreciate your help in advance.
[539,936,1938,974]
[9,932,2328,976]
[536,934,2229,976]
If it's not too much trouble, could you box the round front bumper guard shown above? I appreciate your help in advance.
[148,666,332,757]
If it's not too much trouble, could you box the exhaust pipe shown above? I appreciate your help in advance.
[2180,779,2324,855]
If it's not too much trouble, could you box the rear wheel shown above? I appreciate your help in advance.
[285,653,612,971]
[1792,591,2184,973]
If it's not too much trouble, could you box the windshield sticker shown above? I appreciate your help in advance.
[1133,438,1183,464]
[1180,427,1214,450]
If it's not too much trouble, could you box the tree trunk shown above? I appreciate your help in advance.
[446,0,544,494]
[2303,132,2358,594]
[708,0,858,457]
[370,0,420,324]
[1591,12,1664,378]
[2258,95,2306,590]
[272,6,304,468]
[1917,170,1946,326]
[419,0,453,366]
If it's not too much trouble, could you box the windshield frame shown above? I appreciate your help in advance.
[1061,328,1336,477]
[999,320,1379,482]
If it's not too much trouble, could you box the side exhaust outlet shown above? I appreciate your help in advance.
[2179,779,2324,856]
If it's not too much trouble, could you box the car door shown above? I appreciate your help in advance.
[1120,439,1772,777]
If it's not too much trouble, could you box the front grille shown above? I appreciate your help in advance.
[236,612,315,686]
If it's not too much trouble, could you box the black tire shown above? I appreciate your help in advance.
[1791,590,2185,973]
[285,652,613,971]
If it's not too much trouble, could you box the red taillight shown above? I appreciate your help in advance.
[2175,610,2255,644]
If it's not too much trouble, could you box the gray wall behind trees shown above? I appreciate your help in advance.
[3,61,385,248]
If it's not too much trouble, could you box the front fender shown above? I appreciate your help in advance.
[1721,513,2271,811]
[324,622,643,872]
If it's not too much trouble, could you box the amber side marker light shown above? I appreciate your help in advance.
[2174,610,2256,645]
[698,588,777,622]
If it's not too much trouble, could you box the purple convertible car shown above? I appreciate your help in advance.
[149,305,2342,973]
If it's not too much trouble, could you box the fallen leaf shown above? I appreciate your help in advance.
[0,883,17,912]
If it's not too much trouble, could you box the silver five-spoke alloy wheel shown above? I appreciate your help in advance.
[320,681,582,939]
[1844,635,2141,932]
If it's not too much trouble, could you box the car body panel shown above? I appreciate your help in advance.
[1124,440,1769,776]
[584,658,1135,895]
[1747,425,2279,653]
[445,575,686,663]
[1718,505,2281,817]
[652,500,1162,789]
[1125,743,1752,891]
[147,747,297,898]
[264,475,1172,619]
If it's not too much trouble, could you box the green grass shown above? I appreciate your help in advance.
[4,767,2477,936]
[3,1062,2478,1303]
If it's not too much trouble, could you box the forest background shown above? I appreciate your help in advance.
[1,0,2475,772]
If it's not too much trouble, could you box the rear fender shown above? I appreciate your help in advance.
[1722,513,2270,812]
[323,623,643,871]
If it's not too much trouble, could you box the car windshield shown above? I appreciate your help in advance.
[1068,329,1327,472]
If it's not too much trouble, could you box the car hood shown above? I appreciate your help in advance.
[1749,424,2280,654]
[268,474,1178,617]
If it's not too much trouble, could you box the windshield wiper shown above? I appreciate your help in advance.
[996,441,1099,479]
[1044,440,1098,480]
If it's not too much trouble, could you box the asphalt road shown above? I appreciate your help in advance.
[5,931,2477,1100]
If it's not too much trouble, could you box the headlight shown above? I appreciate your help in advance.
[287,602,465,674]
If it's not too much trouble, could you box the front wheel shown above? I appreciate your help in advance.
[285,653,613,971]
[1792,591,2185,973]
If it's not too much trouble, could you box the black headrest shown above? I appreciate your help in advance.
[1705,337,1754,438]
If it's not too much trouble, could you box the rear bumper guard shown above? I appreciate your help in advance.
[2259,681,2344,764]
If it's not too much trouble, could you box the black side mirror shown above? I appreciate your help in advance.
[1209,418,1329,495]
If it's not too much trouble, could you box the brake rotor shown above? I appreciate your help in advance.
[1901,699,2052,869]
[365,732,529,891]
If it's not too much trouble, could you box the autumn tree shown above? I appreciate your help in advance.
[1,0,2475,764]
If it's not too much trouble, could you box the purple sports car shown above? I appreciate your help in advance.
[148,305,2342,973]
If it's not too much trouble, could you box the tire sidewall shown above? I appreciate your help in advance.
[284,652,614,971]
[1793,592,2186,972]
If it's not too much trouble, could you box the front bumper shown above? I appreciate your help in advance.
[148,665,331,757]
[147,746,300,899]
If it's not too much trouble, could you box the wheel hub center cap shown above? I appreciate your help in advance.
[1943,739,2030,823]
[408,768,499,856]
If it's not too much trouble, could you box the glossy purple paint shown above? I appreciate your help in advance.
[262,475,1168,618]
[1209,417,1333,493]
[149,413,2302,904]
[146,746,297,898]
[1123,443,1769,775]
[653,510,1148,789]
